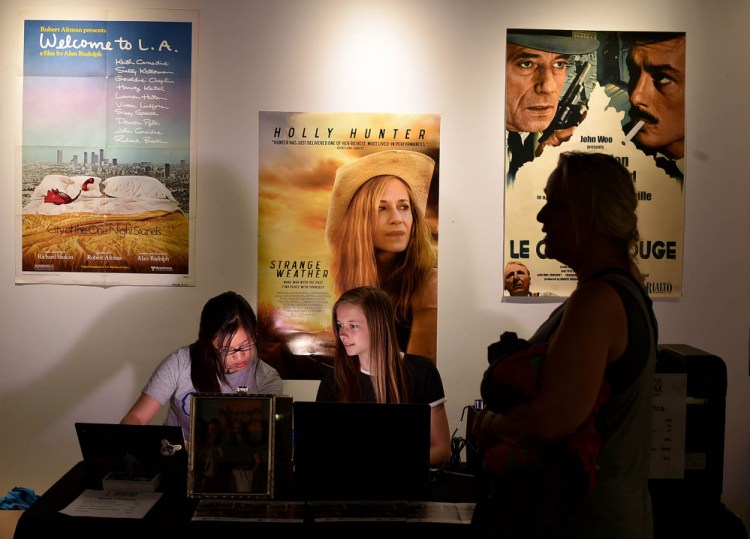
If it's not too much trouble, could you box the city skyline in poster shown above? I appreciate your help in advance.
[258,112,440,379]
[16,11,197,286]
[503,30,685,298]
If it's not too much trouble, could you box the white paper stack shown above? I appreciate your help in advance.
[102,471,161,492]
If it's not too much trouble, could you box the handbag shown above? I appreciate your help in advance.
[479,331,609,490]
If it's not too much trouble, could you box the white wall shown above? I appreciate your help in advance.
[1,0,748,529]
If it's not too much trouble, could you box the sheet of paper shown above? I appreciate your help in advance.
[60,489,163,519]
[650,372,688,479]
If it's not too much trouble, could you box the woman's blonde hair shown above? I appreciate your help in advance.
[331,286,409,404]
[556,151,640,268]
[329,175,437,323]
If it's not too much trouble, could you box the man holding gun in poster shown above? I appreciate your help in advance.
[505,30,599,183]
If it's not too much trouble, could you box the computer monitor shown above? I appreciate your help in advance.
[292,401,431,501]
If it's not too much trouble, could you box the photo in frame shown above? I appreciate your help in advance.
[188,393,276,499]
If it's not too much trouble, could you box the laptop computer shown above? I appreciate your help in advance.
[74,422,188,491]
[292,401,431,501]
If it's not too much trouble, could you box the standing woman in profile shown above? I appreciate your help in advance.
[472,152,658,538]
[325,150,438,362]
[316,286,451,466]
[121,291,283,441]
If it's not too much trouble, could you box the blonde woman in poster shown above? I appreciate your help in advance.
[325,150,438,362]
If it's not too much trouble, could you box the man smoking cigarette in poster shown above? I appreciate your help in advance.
[622,32,686,182]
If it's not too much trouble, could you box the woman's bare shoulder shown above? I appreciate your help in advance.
[412,268,438,309]
[560,280,627,361]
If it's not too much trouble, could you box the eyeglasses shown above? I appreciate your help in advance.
[216,341,257,358]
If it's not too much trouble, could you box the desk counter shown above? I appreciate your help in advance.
[15,461,478,539]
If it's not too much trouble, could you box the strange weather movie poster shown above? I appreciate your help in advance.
[258,112,440,379]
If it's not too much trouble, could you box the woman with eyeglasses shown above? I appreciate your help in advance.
[120,291,283,441]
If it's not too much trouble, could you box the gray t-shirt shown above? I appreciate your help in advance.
[142,346,283,440]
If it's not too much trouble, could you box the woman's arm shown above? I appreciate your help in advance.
[429,402,452,465]
[407,268,438,362]
[120,393,163,425]
[476,281,627,447]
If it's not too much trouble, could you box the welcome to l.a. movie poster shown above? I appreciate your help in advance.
[258,112,440,379]
[16,10,197,286]
[504,30,685,298]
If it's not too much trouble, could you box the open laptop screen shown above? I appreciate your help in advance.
[74,422,187,491]
[292,401,431,501]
